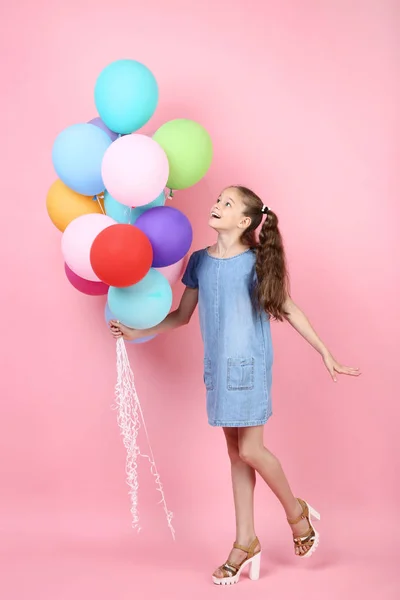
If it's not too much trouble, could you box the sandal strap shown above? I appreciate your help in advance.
[287,498,309,525]
[293,527,315,546]
[217,538,260,579]
[233,537,260,557]
[221,562,239,577]
[294,538,314,548]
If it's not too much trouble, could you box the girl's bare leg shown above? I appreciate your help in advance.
[213,427,261,578]
[238,426,311,555]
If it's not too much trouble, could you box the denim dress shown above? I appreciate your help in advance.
[182,248,273,428]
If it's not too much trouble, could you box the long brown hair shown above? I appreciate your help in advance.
[234,185,289,321]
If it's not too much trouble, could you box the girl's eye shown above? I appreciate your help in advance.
[226,202,231,208]
[216,198,221,203]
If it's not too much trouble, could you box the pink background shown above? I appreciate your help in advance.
[1,1,398,598]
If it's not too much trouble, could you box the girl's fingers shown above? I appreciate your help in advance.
[335,365,361,376]
[338,365,359,373]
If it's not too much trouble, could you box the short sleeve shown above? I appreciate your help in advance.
[182,251,199,289]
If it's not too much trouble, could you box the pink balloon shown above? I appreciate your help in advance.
[156,255,187,286]
[64,263,109,296]
[61,214,115,282]
[101,134,169,207]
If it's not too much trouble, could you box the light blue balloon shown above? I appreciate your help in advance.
[104,303,155,344]
[104,191,133,224]
[94,60,158,134]
[52,123,111,195]
[108,269,172,329]
[104,190,166,225]
[131,191,166,223]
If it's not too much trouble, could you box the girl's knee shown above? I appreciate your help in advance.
[238,442,262,466]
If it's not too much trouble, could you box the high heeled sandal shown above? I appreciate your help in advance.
[287,498,321,559]
[212,537,261,586]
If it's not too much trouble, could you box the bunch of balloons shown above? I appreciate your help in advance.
[47,59,213,343]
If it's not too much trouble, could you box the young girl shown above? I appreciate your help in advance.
[110,186,359,585]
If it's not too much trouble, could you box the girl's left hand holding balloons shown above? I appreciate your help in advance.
[109,320,136,341]
[109,320,123,339]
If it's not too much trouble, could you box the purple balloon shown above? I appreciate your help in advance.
[64,263,109,296]
[88,117,118,142]
[135,206,193,268]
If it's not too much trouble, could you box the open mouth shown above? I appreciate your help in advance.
[210,211,221,219]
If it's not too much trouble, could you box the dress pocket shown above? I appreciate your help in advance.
[203,358,214,391]
[227,357,255,391]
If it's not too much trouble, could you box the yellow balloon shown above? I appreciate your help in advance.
[46,180,105,232]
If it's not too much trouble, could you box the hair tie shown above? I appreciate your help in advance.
[261,205,270,215]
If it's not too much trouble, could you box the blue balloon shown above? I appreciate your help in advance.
[94,60,158,134]
[52,123,111,196]
[104,303,155,344]
[88,116,119,142]
[108,269,172,329]
[131,191,166,223]
[104,190,166,224]
[103,191,133,224]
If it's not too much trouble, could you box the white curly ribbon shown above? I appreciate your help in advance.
[114,337,175,540]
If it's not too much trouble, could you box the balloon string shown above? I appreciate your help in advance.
[94,194,106,215]
[114,338,175,540]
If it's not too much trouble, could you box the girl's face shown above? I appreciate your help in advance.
[209,187,251,233]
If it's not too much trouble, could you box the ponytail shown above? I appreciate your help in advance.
[255,210,289,321]
[234,185,289,321]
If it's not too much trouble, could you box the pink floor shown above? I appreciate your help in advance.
[2,508,397,600]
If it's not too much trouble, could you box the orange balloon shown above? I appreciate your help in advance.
[46,180,105,232]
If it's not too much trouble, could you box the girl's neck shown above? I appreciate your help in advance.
[210,234,249,259]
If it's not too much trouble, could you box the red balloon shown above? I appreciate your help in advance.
[90,224,153,287]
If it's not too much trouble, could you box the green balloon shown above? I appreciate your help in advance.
[153,119,212,190]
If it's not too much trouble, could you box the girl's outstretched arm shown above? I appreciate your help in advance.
[283,296,360,382]
[110,287,199,342]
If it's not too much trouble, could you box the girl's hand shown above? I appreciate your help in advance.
[322,352,360,382]
[109,320,138,341]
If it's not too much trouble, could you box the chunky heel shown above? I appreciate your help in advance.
[308,505,321,521]
[248,551,261,581]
